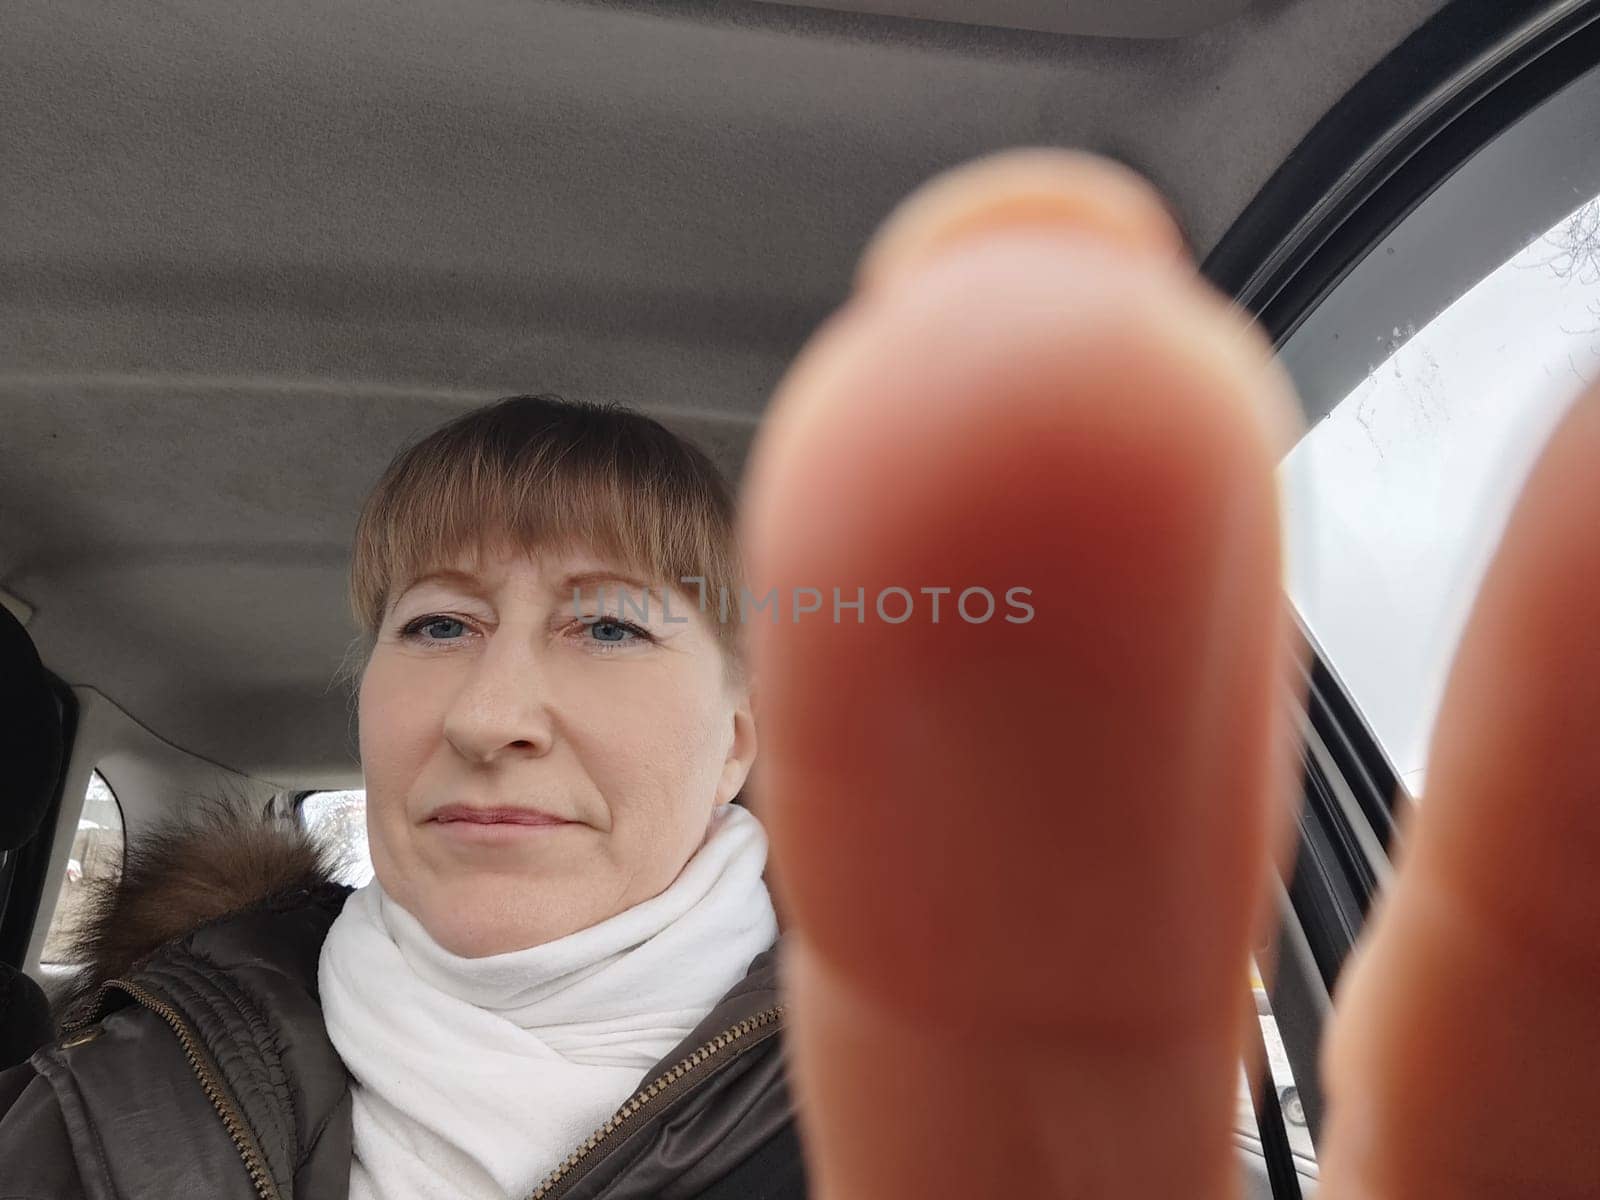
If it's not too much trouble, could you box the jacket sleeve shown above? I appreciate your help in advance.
[0,1060,88,1200]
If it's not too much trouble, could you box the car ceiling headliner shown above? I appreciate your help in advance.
[1,0,1446,787]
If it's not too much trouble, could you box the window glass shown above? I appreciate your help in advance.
[1280,194,1600,796]
[300,789,374,887]
[1235,963,1319,1192]
[40,770,125,965]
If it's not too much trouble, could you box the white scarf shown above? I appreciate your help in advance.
[317,802,779,1200]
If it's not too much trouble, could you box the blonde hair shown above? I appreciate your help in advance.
[346,395,746,680]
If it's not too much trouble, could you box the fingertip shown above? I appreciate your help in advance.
[854,147,1191,298]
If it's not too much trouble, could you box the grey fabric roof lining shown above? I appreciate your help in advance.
[1,0,1447,786]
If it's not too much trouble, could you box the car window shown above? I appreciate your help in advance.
[300,789,375,887]
[39,770,125,965]
[1235,962,1319,1194]
[1279,193,1600,798]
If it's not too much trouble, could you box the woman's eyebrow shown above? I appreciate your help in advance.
[396,567,486,601]
[559,569,657,594]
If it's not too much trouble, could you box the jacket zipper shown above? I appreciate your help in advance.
[527,1004,786,1200]
[62,978,283,1200]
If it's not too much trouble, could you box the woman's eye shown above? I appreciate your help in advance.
[582,618,652,647]
[402,615,469,642]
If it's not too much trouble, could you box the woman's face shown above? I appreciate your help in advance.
[357,540,757,957]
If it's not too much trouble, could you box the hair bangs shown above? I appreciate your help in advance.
[348,396,744,668]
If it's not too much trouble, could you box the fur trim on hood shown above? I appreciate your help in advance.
[53,796,339,1023]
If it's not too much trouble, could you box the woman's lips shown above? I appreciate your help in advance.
[426,806,580,841]
[428,805,573,826]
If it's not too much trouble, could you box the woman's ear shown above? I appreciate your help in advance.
[726,685,790,932]
[715,690,759,807]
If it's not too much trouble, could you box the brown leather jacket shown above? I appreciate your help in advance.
[0,809,806,1199]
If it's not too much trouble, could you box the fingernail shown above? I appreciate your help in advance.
[855,148,1191,298]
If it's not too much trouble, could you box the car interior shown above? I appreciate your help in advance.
[5,2,1599,1196]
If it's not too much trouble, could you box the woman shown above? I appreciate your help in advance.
[0,394,806,1199]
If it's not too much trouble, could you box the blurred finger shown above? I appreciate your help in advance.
[1320,387,1600,1198]
[741,150,1303,1198]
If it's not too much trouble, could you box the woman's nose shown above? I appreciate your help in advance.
[440,638,557,764]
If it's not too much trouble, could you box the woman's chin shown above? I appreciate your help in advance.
[410,877,611,958]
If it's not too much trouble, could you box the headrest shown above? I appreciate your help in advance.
[0,604,64,851]
[0,963,53,1069]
